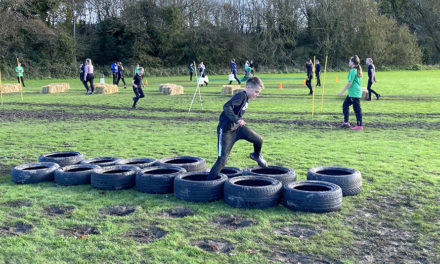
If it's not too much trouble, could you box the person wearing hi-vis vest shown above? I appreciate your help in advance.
[16,62,25,87]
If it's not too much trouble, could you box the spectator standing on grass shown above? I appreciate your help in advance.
[83,58,95,95]
[111,62,119,85]
[135,64,140,75]
[188,62,194,81]
[366,58,380,100]
[206,77,268,181]
[131,67,145,109]
[79,62,89,93]
[305,59,313,95]
[229,59,241,85]
[16,62,25,87]
[199,62,208,86]
[338,55,363,130]
[315,59,321,87]
[249,60,255,76]
[117,62,127,89]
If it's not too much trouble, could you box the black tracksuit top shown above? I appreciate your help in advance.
[218,91,249,131]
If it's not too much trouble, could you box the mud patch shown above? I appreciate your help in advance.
[99,205,140,216]
[58,225,100,238]
[125,226,167,243]
[191,239,235,254]
[43,205,75,216]
[0,221,34,236]
[160,207,195,218]
[212,214,258,230]
[269,250,334,264]
[273,224,320,239]
[1,199,32,208]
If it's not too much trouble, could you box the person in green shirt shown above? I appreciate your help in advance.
[16,63,26,87]
[188,62,194,81]
[135,64,140,75]
[338,55,363,130]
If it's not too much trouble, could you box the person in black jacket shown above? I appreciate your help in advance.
[117,62,127,89]
[131,67,145,109]
[79,62,89,94]
[206,77,268,180]
[305,59,313,94]
[366,58,380,100]
[315,59,321,87]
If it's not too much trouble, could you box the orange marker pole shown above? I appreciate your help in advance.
[336,77,339,82]
[280,83,283,89]
[320,55,328,112]
[16,58,23,101]
[312,56,316,117]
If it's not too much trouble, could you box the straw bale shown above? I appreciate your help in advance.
[95,83,119,94]
[361,88,369,100]
[221,85,242,95]
[0,84,21,94]
[41,83,70,94]
[162,85,184,95]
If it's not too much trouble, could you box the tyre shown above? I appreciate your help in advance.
[38,151,85,167]
[11,162,60,184]
[136,166,186,194]
[116,157,157,169]
[219,167,243,178]
[174,172,227,202]
[243,165,296,184]
[158,156,206,172]
[224,176,282,209]
[54,164,100,185]
[307,166,362,196]
[91,165,139,190]
[81,157,121,167]
[283,180,342,213]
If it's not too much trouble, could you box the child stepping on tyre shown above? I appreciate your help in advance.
[206,77,267,181]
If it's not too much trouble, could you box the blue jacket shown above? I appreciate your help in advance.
[231,62,237,73]
[111,63,118,73]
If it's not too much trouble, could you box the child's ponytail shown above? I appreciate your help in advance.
[351,55,362,78]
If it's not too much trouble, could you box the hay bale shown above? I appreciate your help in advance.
[41,83,70,94]
[233,88,245,95]
[222,85,242,95]
[361,88,369,100]
[159,83,184,95]
[0,84,21,94]
[95,83,119,94]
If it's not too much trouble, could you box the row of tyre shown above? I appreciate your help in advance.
[11,151,362,213]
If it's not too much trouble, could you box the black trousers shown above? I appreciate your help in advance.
[85,74,95,93]
[80,74,88,91]
[306,76,313,93]
[17,76,25,87]
[229,72,241,84]
[190,72,193,81]
[117,74,126,86]
[367,80,378,99]
[316,73,321,86]
[132,86,145,107]
[207,125,263,180]
[343,96,362,126]
[112,72,118,85]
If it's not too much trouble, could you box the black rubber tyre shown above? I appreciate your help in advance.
[54,164,100,185]
[243,165,296,184]
[91,165,139,190]
[136,166,187,194]
[38,151,85,167]
[116,157,157,169]
[219,167,243,178]
[283,180,342,213]
[11,162,60,184]
[174,172,227,202]
[307,166,362,196]
[158,156,206,172]
[224,176,282,209]
[81,157,121,167]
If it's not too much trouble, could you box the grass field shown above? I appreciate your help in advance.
[0,70,439,264]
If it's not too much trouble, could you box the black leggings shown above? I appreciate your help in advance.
[132,86,145,107]
[306,76,313,93]
[17,77,25,87]
[85,74,95,93]
[112,72,118,85]
[230,72,240,84]
[343,96,362,126]
[207,125,263,180]
[367,80,378,99]
[316,74,321,86]
[190,72,193,81]
[117,74,126,86]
